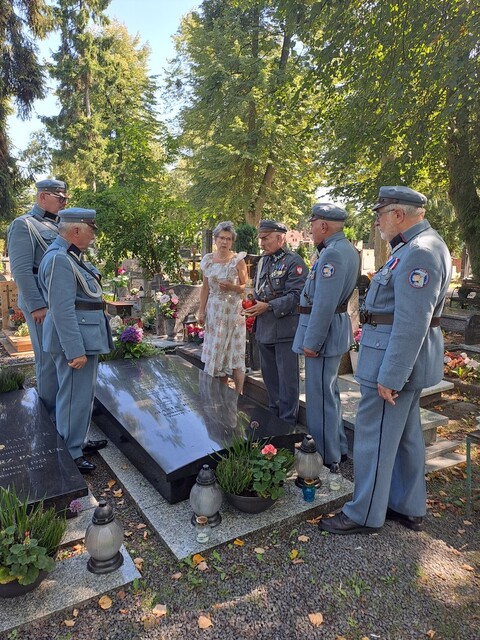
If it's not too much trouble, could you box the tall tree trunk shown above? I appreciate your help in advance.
[447,103,480,280]
[250,28,292,223]
[242,8,259,220]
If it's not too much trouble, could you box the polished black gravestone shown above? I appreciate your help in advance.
[0,388,88,513]
[94,355,306,503]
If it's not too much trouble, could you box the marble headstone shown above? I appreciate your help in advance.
[94,355,306,503]
[0,388,88,513]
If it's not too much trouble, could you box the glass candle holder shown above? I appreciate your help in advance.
[329,476,342,491]
[195,516,211,543]
[302,479,316,502]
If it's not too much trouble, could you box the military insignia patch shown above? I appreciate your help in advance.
[321,263,335,278]
[408,268,429,288]
[296,266,303,275]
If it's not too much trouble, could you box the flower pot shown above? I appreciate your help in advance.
[225,492,276,514]
[349,350,358,373]
[0,570,48,599]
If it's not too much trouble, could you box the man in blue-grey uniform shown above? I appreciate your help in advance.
[244,221,308,425]
[7,179,68,418]
[38,208,113,474]
[320,186,451,534]
[293,203,360,471]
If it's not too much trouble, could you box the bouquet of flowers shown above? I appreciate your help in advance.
[350,327,362,351]
[9,310,25,327]
[187,323,204,344]
[155,287,179,319]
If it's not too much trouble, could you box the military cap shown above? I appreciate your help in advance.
[308,202,348,222]
[35,179,68,196]
[258,220,288,234]
[372,186,427,211]
[58,208,98,229]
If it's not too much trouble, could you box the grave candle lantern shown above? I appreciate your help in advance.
[189,464,222,527]
[295,435,323,488]
[85,500,124,574]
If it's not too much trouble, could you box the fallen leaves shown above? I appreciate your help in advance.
[152,603,167,617]
[98,595,112,610]
[233,538,245,546]
[461,564,475,572]
[63,619,76,627]
[198,614,213,629]
[192,553,205,565]
[307,515,322,525]
[134,557,144,572]
[297,535,310,542]
[308,612,324,627]
[107,479,116,489]
[112,489,123,498]
[254,547,265,555]
[171,572,182,580]
[290,549,299,560]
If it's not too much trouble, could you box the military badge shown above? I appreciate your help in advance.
[296,265,303,275]
[408,268,429,288]
[321,263,335,278]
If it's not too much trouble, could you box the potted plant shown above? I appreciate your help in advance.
[0,486,67,598]
[214,434,295,513]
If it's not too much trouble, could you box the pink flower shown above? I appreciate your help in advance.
[261,444,277,457]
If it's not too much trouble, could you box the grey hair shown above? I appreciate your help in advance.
[213,220,237,242]
[58,221,89,235]
[402,204,426,217]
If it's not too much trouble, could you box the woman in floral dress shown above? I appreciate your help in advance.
[198,221,248,393]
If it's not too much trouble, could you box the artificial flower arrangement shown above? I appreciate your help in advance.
[155,287,179,319]
[214,432,295,500]
[8,310,25,327]
[102,318,156,361]
[350,327,362,352]
[444,351,480,382]
[14,323,29,337]
[187,323,204,344]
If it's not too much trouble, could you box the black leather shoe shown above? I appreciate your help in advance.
[82,439,108,454]
[319,511,381,535]
[341,454,349,463]
[74,456,96,474]
[329,462,340,474]
[386,508,424,531]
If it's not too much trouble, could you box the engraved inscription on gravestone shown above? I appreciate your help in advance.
[0,388,87,512]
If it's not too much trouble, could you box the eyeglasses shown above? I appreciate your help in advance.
[374,207,396,220]
[258,233,274,241]
[45,192,68,201]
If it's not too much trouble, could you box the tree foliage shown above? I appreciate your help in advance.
[0,0,51,218]
[167,0,326,226]
[299,0,477,271]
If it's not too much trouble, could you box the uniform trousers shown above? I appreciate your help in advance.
[52,353,98,460]
[305,354,347,465]
[343,386,426,528]
[23,309,58,419]
[257,341,299,426]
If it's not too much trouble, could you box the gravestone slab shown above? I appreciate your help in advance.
[94,355,306,503]
[0,388,88,513]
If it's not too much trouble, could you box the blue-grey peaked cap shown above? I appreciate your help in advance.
[372,186,427,211]
[309,202,348,222]
[58,208,97,229]
[35,179,68,195]
[258,220,288,233]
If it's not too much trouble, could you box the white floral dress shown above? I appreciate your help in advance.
[200,252,246,378]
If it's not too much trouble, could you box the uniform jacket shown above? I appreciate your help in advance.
[38,236,113,360]
[7,204,58,312]
[253,248,308,344]
[356,219,451,391]
[293,232,360,356]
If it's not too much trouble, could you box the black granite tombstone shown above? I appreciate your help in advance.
[0,388,88,513]
[94,355,306,503]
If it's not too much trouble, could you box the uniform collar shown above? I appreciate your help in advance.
[67,244,82,258]
[270,247,287,262]
[389,219,431,250]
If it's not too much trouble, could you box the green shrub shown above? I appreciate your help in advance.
[0,367,25,393]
